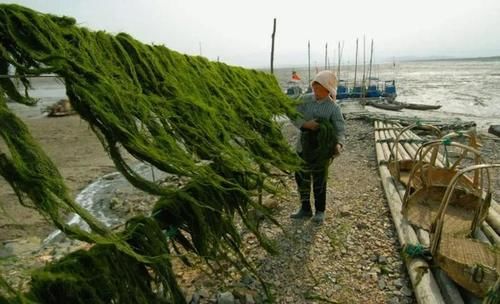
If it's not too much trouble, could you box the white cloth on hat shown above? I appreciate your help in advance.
[312,70,337,96]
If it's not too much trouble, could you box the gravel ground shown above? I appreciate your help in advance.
[172,118,416,304]
[3,115,497,303]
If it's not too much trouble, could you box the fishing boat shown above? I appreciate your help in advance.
[336,80,349,99]
[339,39,397,102]
[382,80,397,101]
[488,125,500,137]
[365,78,382,98]
[365,100,405,111]
[397,102,442,110]
[44,99,77,117]
[284,80,303,98]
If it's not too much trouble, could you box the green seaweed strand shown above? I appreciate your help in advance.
[0,4,302,303]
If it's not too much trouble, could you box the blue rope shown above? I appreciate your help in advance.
[403,243,431,260]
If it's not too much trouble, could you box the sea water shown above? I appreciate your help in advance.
[276,58,500,131]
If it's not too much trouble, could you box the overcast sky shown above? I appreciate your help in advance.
[3,0,500,68]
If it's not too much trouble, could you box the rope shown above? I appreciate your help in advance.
[402,244,432,261]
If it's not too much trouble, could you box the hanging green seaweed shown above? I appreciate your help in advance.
[300,118,338,169]
[0,4,301,303]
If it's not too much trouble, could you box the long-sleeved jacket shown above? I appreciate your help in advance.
[293,93,345,153]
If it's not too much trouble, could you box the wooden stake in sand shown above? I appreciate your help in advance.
[270,18,276,75]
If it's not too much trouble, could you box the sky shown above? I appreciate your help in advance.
[2,0,500,68]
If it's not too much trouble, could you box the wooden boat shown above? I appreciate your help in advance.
[45,99,77,117]
[365,100,405,111]
[336,80,349,99]
[382,80,397,102]
[488,125,500,137]
[399,102,442,110]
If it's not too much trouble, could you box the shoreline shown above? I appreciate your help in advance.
[0,115,116,242]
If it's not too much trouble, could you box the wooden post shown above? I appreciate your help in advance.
[270,18,276,75]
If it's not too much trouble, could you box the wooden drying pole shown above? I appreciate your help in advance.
[270,18,276,75]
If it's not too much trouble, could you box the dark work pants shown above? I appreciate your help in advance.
[294,154,330,213]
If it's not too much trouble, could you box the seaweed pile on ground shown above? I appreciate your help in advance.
[0,4,301,303]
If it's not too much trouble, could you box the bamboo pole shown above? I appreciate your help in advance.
[270,18,276,75]
[376,121,466,304]
[374,124,446,304]
[486,209,500,234]
[481,222,500,245]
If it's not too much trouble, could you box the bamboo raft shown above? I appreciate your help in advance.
[374,120,500,304]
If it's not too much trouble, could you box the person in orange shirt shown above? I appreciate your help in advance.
[291,70,301,81]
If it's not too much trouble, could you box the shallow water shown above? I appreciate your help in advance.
[6,77,67,119]
[276,59,500,131]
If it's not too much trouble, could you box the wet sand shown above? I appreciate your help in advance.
[0,114,116,241]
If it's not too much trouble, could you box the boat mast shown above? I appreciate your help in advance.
[337,41,343,79]
[308,40,311,87]
[354,38,358,88]
[368,39,374,82]
[362,35,366,93]
[324,42,328,70]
